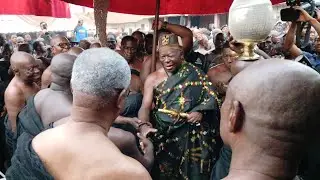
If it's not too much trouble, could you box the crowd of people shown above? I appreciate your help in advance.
[0,7,319,180]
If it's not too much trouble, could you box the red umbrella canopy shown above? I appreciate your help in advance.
[63,0,285,15]
[0,0,71,18]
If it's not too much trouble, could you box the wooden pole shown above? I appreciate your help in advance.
[94,0,109,47]
[151,0,160,73]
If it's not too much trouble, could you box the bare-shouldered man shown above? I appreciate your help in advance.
[15,53,153,171]
[35,54,76,128]
[41,36,71,89]
[6,48,151,180]
[207,44,238,100]
[5,52,41,132]
[220,59,320,180]
[140,20,193,84]
[139,33,220,179]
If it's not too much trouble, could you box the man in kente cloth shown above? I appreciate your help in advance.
[219,59,320,180]
[41,35,71,89]
[3,52,41,159]
[140,20,193,84]
[6,48,152,180]
[12,52,154,171]
[139,33,221,180]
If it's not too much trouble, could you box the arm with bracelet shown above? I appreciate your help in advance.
[138,74,158,137]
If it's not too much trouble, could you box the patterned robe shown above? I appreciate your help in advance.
[151,62,222,180]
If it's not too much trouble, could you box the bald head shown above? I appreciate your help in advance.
[11,52,36,69]
[68,47,84,56]
[10,52,40,83]
[221,59,320,158]
[51,53,77,85]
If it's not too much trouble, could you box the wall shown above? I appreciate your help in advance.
[107,18,152,34]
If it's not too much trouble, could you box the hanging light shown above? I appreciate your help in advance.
[229,0,275,60]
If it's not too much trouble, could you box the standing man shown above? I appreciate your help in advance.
[207,44,238,101]
[9,35,17,49]
[140,21,193,84]
[74,19,88,43]
[187,29,225,74]
[24,34,33,51]
[38,22,52,46]
[220,59,320,180]
[132,31,146,60]
[139,33,221,179]
[144,34,153,55]
[107,34,117,50]
[4,52,41,157]
[41,36,71,89]
[6,48,151,180]
[11,53,153,171]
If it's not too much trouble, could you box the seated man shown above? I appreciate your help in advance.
[14,53,153,170]
[219,59,320,180]
[113,36,144,132]
[6,48,152,179]
[41,36,71,89]
[4,52,41,157]
[139,33,221,179]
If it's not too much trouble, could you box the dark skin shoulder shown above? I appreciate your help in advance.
[140,55,162,84]
[41,67,52,89]
[207,64,233,96]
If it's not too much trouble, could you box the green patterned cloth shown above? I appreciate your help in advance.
[151,62,222,180]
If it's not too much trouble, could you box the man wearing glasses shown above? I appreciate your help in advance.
[51,36,71,57]
[41,36,71,89]
[207,43,238,102]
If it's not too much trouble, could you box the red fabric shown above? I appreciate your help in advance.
[63,0,284,15]
[0,0,71,18]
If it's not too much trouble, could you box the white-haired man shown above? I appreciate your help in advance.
[6,48,151,180]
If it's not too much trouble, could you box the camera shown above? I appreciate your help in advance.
[280,0,316,21]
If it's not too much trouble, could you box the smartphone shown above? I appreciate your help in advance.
[280,8,300,21]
